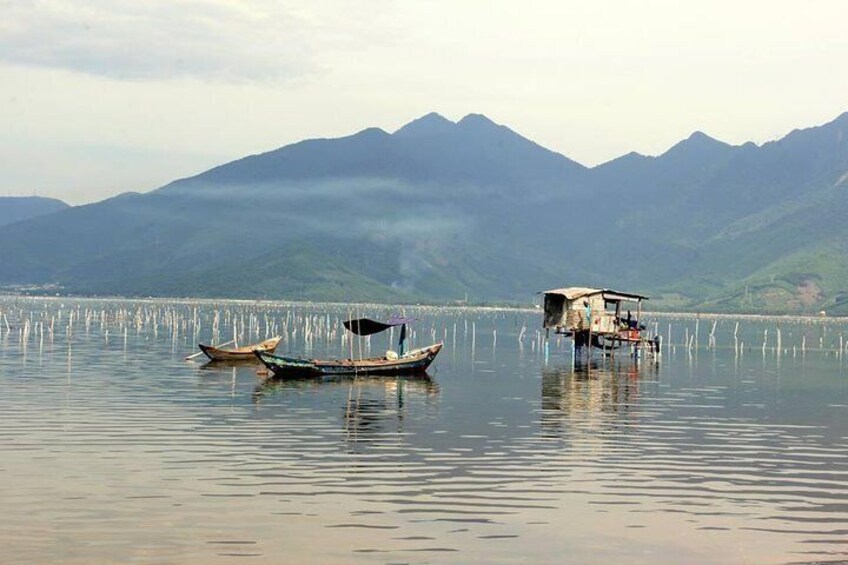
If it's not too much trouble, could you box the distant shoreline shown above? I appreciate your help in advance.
[2,294,846,324]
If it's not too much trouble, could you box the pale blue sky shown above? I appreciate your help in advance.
[2,0,847,204]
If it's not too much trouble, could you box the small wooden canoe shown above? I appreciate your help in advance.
[255,343,442,378]
[198,336,282,361]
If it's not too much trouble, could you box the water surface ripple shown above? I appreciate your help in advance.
[1,297,847,564]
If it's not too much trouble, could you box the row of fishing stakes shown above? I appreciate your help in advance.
[18,302,466,361]
[659,316,847,359]
[0,303,571,361]
[2,300,848,364]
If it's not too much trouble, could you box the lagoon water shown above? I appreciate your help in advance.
[1,296,847,564]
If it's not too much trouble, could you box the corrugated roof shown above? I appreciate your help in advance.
[541,287,603,300]
[541,287,649,301]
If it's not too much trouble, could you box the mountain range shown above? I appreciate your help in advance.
[1,111,847,314]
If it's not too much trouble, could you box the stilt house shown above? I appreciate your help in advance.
[542,287,649,341]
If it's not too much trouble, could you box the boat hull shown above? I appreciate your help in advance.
[198,336,282,361]
[255,343,443,378]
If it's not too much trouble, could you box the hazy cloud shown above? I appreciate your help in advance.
[165,177,418,199]
[0,0,322,81]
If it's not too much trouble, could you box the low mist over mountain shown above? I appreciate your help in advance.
[0,196,69,228]
[2,111,847,314]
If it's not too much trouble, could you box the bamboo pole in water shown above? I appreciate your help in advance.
[695,317,700,349]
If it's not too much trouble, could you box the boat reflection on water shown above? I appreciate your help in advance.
[253,373,439,400]
[540,359,658,436]
[198,358,265,370]
[253,374,440,444]
[340,376,439,445]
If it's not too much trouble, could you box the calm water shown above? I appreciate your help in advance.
[1,297,847,564]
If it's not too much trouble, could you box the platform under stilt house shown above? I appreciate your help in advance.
[541,287,660,356]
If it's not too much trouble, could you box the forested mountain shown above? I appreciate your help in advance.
[1,111,847,313]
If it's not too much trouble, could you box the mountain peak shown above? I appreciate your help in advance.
[662,130,730,157]
[457,113,526,140]
[619,150,648,160]
[394,112,455,137]
[458,113,499,129]
[688,130,712,141]
[354,126,390,138]
[594,151,650,170]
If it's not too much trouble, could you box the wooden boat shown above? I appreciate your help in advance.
[255,343,442,378]
[197,336,282,361]
[255,316,442,378]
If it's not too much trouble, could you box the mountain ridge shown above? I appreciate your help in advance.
[2,111,847,314]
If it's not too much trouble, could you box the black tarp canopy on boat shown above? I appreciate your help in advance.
[343,316,417,336]
[344,316,416,355]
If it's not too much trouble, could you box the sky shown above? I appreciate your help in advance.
[2,0,847,205]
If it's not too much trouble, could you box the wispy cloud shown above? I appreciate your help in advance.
[0,0,336,81]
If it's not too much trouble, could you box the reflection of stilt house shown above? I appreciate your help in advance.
[541,287,660,355]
